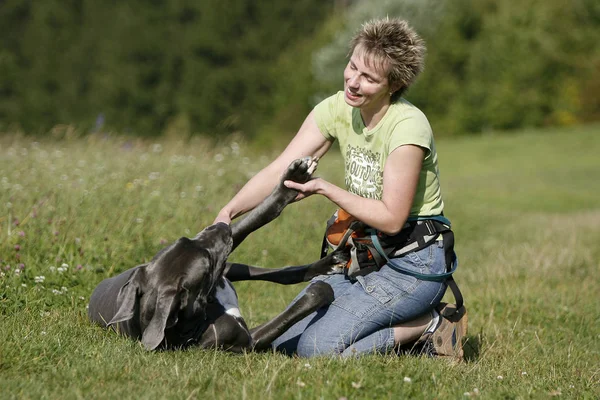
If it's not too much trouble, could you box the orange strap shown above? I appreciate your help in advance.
[326,209,360,246]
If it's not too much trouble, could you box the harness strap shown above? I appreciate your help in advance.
[369,221,464,309]
[320,212,464,310]
[369,229,458,282]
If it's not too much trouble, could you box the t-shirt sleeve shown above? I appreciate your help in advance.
[313,92,343,141]
[387,108,433,156]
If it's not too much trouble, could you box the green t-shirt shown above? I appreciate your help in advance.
[314,91,444,217]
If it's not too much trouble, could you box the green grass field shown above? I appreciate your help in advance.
[1,125,599,399]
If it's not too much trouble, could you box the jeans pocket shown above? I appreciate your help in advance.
[404,241,446,275]
[355,272,400,304]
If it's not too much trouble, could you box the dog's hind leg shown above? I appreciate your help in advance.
[224,225,352,284]
[224,246,349,284]
[248,281,334,351]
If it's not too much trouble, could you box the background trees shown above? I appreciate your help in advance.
[0,0,598,139]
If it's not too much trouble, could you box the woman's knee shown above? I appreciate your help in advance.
[294,311,351,357]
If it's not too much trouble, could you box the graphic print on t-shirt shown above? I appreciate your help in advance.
[344,145,384,199]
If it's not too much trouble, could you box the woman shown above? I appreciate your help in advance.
[215,18,466,358]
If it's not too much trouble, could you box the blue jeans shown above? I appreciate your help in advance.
[271,240,448,357]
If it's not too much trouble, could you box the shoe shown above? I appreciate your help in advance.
[432,302,468,362]
[414,302,468,362]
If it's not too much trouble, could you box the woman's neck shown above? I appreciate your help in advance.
[361,103,390,130]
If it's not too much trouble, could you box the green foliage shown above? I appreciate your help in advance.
[1,125,600,398]
[0,0,333,136]
[3,0,598,139]
[313,0,600,136]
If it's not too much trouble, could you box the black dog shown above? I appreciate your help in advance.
[88,158,349,351]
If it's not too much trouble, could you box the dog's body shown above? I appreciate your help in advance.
[88,158,349,351]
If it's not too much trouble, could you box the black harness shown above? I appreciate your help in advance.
[320,213,464,310]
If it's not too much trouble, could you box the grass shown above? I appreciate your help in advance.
[1,124,599,399]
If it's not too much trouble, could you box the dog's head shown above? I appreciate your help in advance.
[107,222,233,350]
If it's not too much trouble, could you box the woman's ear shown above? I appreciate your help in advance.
[390,82,403,96]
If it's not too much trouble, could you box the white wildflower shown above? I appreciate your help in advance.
[497,376,503,380]
[403,377,412,383]
[61,263,69,269]
[52,289,61,295]
[57,267,66,273]
[34,276,45,283]
[49,266,56,272]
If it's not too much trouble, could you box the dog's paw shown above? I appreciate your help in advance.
[305,281,334,306]
[327,249,350,275]
[314,247,350,276]
[282,157,317,185]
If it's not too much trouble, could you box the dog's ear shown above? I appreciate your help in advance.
[141,290,179,350]
[108,268,145,327]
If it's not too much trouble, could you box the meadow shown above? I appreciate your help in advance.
[1,125,599,399]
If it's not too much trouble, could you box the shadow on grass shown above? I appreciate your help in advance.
[463,335,481,362]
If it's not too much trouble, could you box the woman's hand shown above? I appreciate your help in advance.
[284,177,326,201]
[213,210,232,225]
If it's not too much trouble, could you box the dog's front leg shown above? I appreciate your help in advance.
[230,157,317,251]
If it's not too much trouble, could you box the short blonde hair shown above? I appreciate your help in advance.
[349,18,426,101]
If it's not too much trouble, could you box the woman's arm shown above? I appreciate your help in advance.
[284,144,424,236]
[214,111,333,224]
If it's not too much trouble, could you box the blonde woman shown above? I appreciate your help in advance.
[215,18,466,359]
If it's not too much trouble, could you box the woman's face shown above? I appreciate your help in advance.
[343,48,393,112]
